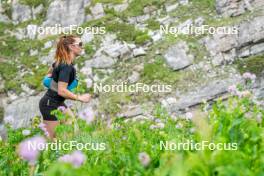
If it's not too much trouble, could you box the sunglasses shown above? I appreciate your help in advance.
[72,42,83,47]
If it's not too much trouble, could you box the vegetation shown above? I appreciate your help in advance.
[0,107,4,123]
[19,0,44,8]
[141,56,182,84]
[146,19,160,30]
[0,0,263,175]
[91,0,124,4]
[0,0,12,19]
[237,55,264,76]
[106,22,151,44]
[122,0,166,17]
[0,84,263,175]
[23,64,49,91]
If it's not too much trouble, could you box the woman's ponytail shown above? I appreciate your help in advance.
[54,35,78,66]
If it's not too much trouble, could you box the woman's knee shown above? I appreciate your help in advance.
[43,120,59,138]
[64,108,75,117]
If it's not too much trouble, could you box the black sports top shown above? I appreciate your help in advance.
[45,62,76,102]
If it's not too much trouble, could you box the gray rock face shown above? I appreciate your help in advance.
[11,24,39,40]
[161,76,242,114]
[40,48,56,65]
[164,41,193,70]
[179,0,189,5]
[202,14,264,66]
[165,2,179,13]
[12,1,32,24]
[253,77,264,101]
[128,14,150,24]
[216,0,264,17]
[26,24,38,39]
[133,47,146,57]
[102,42,131,59]
[0,124,7,139]
[43,41,53,49]
[0,13,10,23]
[81,32,94,44]
[92,34,133,60]
[30,49,38,57]
[10,1,44,24]
[84,55,116,69]
[149,31,163,42]
[43,0,90,27]
[128,71,140,84]
[107,1,129,12]
[32,4,44,19]
[90,3,105,19]
[2,91,99,129]
[3,92,45,129]
[117,105,143,118]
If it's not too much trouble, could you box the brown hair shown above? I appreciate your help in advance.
[54,35,78,66]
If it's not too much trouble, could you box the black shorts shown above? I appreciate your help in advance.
[39,95,67,121]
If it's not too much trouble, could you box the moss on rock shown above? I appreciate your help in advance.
[237,55,264,76]
[106,22,150,44]
[141,56,182,84]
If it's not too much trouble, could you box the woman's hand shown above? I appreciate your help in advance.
[78,94,91,103]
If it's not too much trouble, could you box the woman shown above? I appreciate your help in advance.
[39,35,91,139]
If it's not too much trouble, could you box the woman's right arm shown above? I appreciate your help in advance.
[57,65,91,102]
[58,81,91,102]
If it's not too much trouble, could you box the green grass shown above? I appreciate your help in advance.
[98,91,131,115]
[141,56,182,84]
[5,79,23,93]
[19,0,44,7]
[0,36,45,58]
[91,0,124,4]
[106,22,151,44]
[81,14,115,28]
[23,64,48,91]
[122,0,166,17]
[0,22,54,93]
[20,56,39,69]
[0,60,47,94]
[236,55,264,76]
[0,62,18,81]
[1,94,264,175]
[84,44,95,56]
[0,107,4,123]
[146,19,160,30]
[0,1,12,19]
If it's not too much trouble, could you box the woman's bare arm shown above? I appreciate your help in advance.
[58,82,91,102]
[58,82,78,100]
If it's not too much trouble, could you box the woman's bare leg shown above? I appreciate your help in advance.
[64,108,75,124]
[43,120,59,140]
[65,107,74,117]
